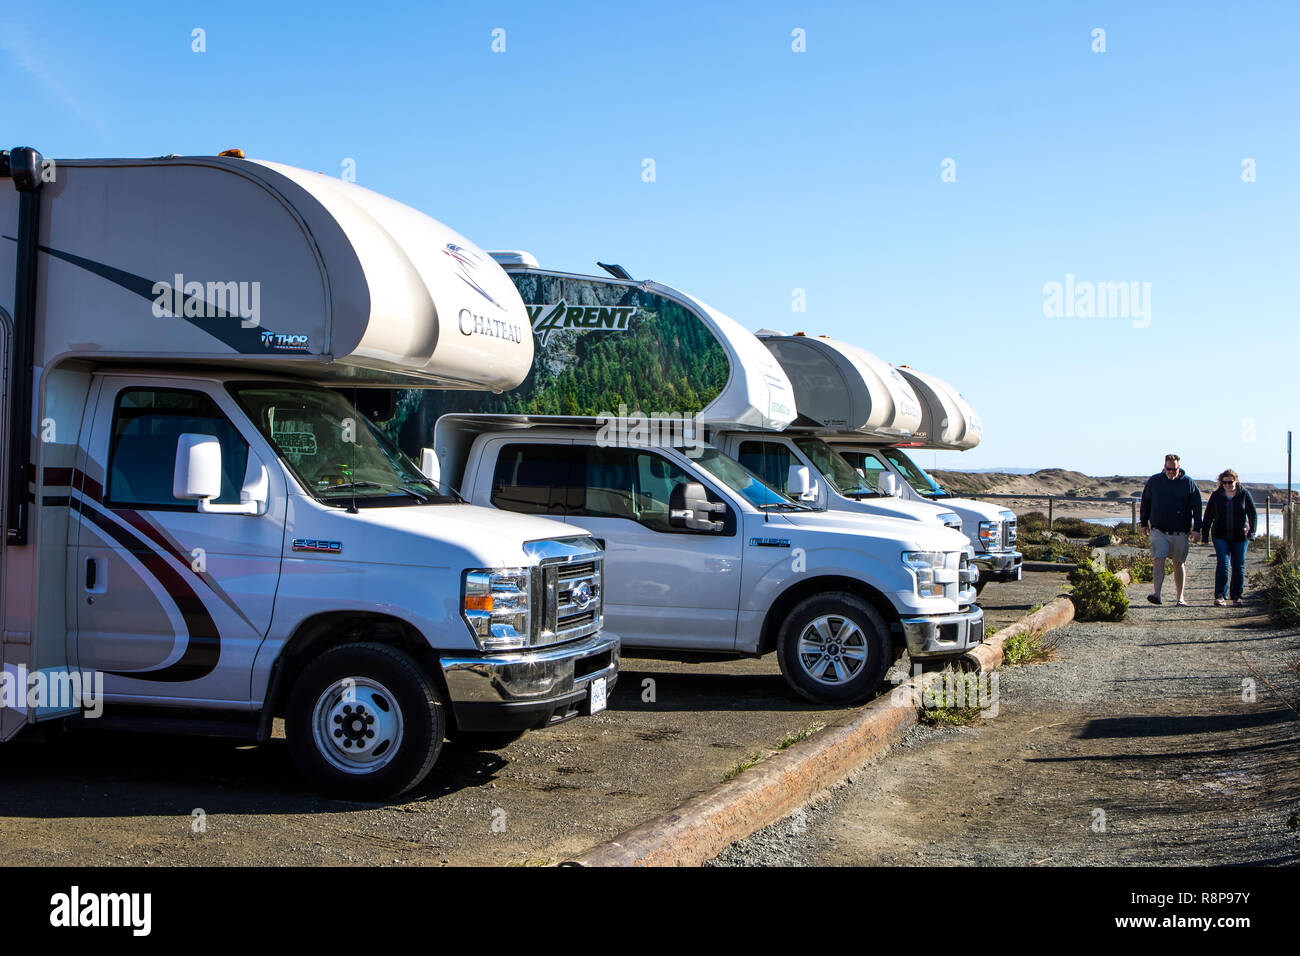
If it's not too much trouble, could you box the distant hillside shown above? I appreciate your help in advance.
[933,469,1289,505]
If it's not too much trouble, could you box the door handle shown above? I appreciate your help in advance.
[85,556,97,591]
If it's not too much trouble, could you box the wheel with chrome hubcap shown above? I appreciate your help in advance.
[287,642,443,799]
[777,593,891,704]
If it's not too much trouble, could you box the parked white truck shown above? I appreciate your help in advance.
[0,150,616,798]
[756,333,1022,589]
[396,257,982,704]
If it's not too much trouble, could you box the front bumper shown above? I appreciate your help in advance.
[974,550,1023,582]
[899,605,986,659]
[440,631,620,732]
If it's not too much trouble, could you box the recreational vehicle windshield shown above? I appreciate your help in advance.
[0,150,616,798]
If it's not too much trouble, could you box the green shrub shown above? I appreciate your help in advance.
[1018,511,1048,533]
[1067,564,1129,621]
[1105,550,1155,583]
[1001,628,1059,666]
[1267,560,1300,627]
[918,671,988,726]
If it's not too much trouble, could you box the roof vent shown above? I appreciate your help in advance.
[486,250,540,268]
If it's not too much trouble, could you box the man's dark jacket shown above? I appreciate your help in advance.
[1201,488,1257,543]
[1140,469,1202,534]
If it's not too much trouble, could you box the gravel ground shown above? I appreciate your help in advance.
[0,572,1061,867]
[712,546,1300,866]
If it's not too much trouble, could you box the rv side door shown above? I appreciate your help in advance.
[71,377,288,704]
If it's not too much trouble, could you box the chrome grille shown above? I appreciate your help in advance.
[1003,519,1017,549]
[535,555,604,647]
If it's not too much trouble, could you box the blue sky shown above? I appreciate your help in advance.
[3,1,1297,480]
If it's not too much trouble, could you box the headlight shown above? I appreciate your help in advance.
[938,512,962,531]
[462,567,532,650]
[902,551,946,599]
[978,520,1001,551]
[999,511,1018,545]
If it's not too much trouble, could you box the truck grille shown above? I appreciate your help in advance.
[1003,519,1017,550]
[535,556,604,647]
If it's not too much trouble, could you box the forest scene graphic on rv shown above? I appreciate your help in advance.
[388,263,796,451]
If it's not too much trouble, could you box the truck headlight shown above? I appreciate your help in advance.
[902,551,946,599]
[462,568,532,651]
[999,511,1018,546]
[937,512,962,531]
[978,521,1001,551]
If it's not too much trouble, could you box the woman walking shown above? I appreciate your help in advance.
[1200,469,1257,606]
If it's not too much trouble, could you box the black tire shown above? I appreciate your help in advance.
[286,642,444,799]
[446,729,527,751]
[776,592,893,705]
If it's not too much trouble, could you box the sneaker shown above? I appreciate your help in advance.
[1214,598,1226,606]
[1234,598,1244,606]
[1147,594,1162,605]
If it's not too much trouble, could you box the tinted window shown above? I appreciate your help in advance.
[107,388,249,509]
[737,440,796,495]
[838,450,888,490]
[582,446,728,533]
[491,444,583,515]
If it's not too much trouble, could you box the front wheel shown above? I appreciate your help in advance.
[776,592,892,705]
[286,642,444,799]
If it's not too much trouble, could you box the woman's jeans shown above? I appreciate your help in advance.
[1212,538,1248,600]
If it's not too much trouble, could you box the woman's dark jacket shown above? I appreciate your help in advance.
[1201,488,1257,543]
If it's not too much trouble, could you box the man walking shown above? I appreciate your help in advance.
[1139,453,1203,606]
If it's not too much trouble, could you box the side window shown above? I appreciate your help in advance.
[842,451,887,490]
[106,388,250,509]
[737,440,795,495]
[490,444,581,515]
[581,446,728,534]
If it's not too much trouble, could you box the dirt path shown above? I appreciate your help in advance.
[713,547,1300,866]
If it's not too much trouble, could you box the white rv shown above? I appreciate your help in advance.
[0,150,616,798]
[400,258,982,705]
[757,333,1021,588]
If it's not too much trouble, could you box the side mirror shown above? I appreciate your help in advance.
[175,433,270,516]
[787,464,812,498]
[174,434,223,501]
[879,472,902,497]
[419,448,440,483]
[669,481,726,532]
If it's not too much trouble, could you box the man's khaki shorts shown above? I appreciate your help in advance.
[1150,528,1190,563]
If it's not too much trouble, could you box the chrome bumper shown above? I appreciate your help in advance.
[440,632,620,732]
[974,550,1023,581]
[900,605,986,659]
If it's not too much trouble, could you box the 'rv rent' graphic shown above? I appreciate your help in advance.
[528,299,638,345]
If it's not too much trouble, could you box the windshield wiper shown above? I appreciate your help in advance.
[321,480,387,493]
[758,501,811,511]
[844,491,883,499]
